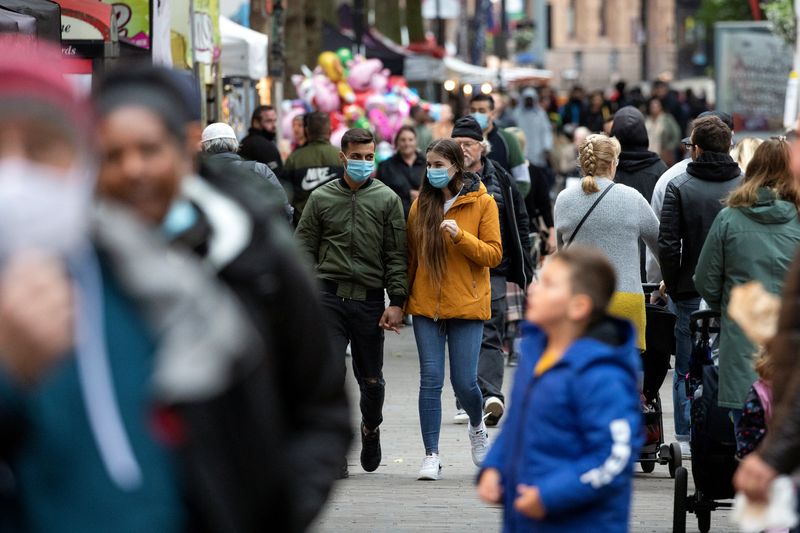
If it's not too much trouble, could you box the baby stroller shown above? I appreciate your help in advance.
[673,309,737,533]
[639,284,682,477]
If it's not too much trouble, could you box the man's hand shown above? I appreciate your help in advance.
[379,305,404,334]
[514,484,546,519]
[734,453,778,503]
[440,219,460,239]
[0,254,74,385]
[658,280,667,298]
[546,228,556,254]
[477,468,503,505]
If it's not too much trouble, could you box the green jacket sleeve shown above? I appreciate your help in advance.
[501,129,531,197]
[294,191,321,268]
[694,213,726,311]
[383,194,409,307]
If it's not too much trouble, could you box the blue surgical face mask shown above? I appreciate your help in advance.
[471,112,489,130]
[162,198,198,239]
[427,165,453,189]
[346,159,374,183]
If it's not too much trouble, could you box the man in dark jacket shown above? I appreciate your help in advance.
[200,122,293,222]
[295,128,407,478]
[658,115,742,454]
[610,106,667,203]
[452,116,533,425]
[239,105,283,174]
[282,112,344,222]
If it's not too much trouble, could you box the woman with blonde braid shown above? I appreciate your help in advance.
[554,134,659,350]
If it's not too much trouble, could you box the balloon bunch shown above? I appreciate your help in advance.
[287,47,424,148]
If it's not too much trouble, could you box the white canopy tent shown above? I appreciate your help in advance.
[443,56,552,87]
[219,15,268,80]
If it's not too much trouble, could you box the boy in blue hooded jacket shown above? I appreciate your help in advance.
[478,246,642,532]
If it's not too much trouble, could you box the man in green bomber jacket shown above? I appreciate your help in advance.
[295,128,408,478]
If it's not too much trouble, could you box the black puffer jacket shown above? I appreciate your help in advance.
[375,151,425,218]
[479,157,534,287]
[658,152,743,301]
[611,106,667,202]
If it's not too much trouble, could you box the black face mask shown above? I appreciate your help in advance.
[524,98,535,109]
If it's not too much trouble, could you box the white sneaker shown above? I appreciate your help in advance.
[483,397,505,427]
[453,409,469,424]
[418,454,442,480]
[679,441,691,459]
[469,421,490,466]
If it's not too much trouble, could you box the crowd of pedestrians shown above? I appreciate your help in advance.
[5,34,800,533]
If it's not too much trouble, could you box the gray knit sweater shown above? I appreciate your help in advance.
[554,177,659,294]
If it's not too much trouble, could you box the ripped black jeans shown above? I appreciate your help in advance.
[320,290,386,430]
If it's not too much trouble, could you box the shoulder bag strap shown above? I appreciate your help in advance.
[565,183,615,248]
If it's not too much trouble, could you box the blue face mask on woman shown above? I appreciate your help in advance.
[427,165,453,189]
[346,159,374,183]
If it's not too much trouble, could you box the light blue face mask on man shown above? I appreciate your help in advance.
[471,112,489,130]
[427,165,453,189]
[346,159,374,182]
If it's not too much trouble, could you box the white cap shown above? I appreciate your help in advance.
[201,122,237,142]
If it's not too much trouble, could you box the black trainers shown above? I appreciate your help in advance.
[360,422,381,472]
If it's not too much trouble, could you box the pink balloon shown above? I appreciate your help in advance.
[348,57,386,92]
[330,125,348,149]
[312,74,340,113]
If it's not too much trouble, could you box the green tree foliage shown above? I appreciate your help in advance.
[763,0,796,46]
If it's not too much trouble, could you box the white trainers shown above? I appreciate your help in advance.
[483,397,505,427]
[453,409,469,424]
[418,454,442,480]
[679,441,692,459]
[469,420,490,466]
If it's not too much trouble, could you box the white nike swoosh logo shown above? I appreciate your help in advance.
[301,168,336,191]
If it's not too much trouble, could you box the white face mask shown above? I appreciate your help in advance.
[0,158,92,259]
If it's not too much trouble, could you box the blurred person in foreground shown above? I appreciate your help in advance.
[94,64,351,531]
[478,247,642,532]
[200,121,292,222]
[0,39,267,533]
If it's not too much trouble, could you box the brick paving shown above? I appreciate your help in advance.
[313,326,739,533]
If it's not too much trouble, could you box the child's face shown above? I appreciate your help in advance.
[526,258,592,327]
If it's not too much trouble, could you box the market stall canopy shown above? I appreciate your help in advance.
[0,0,60,42]
[0,7,36,34]
[321,22,406,76]
[56,0,114,41]
[443,56,552,86]
[219,15,267,80]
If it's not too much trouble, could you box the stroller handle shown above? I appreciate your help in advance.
[642,283,661,297]
[689,309,721,336]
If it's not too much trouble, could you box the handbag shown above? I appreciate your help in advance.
[565,183,615,247]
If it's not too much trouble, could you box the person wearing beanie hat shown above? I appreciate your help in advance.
[0,37,266,533]
[200,122,292,222]
[94,63,352,532]
[451,114,533,427]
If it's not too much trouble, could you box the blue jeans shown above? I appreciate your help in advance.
[414,316,485,454]
[671,297,701,440]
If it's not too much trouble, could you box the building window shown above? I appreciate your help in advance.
[600,0,608,37]
[568,0,576,39]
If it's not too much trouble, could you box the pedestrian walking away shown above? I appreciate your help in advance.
[406,139,502,480]
[694,138,800,432]
[295,128,408,478]
[451,116,533,427]
[239,104,283,174]
[658,114,742,455]
[554,133,660,352]
[478,247,642,533]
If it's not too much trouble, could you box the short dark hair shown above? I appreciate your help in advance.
[555,246,616,321]
[394,125,417,146]
[304,111,330,141]
[251,105,275,124]
[470,93,495,110]
[341,128,375,153]
[691,115,731,153]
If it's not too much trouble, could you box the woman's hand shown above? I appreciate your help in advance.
[440,219,460,239]
[477,468,503,504]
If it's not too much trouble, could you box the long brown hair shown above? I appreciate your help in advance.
[414,139,467,285]
[727,139,800,208]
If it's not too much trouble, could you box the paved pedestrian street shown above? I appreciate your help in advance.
[313,326,739,533]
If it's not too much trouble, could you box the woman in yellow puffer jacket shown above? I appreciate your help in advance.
[406,138,502,481]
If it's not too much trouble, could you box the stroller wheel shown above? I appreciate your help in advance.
[673,467,688,533]
[697,508,711,533]
[640,460,655,473]
[668,442,683,478]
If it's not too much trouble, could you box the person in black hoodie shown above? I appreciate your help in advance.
[658,115,742,452]
[610,105,667,203]
[240,105,284,175]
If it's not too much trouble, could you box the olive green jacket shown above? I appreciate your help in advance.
[295,178,408,306]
